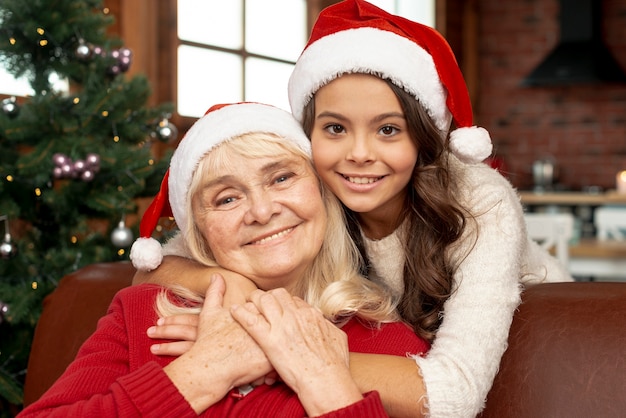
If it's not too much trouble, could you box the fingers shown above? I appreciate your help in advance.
[148,315,198,341]
[203,273,226,309]
[150,340,194,356]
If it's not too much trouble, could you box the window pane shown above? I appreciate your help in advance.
[245,0,306,62]
[178,0,243,49]
[368,0,434,27]
[0,67,33,96]
[177,45,243,117]
[245,57,294,111]
[397,1,434,26]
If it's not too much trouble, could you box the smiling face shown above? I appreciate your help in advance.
[191,138,326,293]
[310,73,418,238]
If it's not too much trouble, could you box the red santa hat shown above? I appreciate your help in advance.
[129,102,311,271]
[288,0,492,164]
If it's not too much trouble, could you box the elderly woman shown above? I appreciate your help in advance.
[19,103,429,418]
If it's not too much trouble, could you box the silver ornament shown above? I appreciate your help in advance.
[0,216,17,259]
[156,118,179,144]
[111,219,133,247]
[0,300,8,324]
[0,233,17,259]
[75,40,92,60]
[1,96,19,118]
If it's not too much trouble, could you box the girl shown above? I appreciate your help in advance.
[138,2,572,417]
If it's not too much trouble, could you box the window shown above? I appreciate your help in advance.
[175,0,435,119]
[176,0,307,117]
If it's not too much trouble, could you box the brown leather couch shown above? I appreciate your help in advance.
[22,262,626,417]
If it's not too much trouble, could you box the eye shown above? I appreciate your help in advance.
[323,123,346,135]
[379,125,399,137]
[273,172,295,184]
[216,195,237,206]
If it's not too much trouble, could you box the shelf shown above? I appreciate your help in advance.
[570,239,626,259]
[519,191,626,206]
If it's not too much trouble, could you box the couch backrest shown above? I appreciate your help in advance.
[22,262,135,406]
[22,263,626,416]
[479,282,626,417]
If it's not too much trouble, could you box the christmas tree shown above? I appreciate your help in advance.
[0,0,174,413]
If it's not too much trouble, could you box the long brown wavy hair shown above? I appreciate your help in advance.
[302,77,468,342]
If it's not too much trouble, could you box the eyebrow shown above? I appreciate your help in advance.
[317,110,405,123]
[203,159,298,189]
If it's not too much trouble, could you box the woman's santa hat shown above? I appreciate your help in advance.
[288,0,492,164]
[129,102,311,271]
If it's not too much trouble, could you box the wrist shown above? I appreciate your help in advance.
[297,369,363,416]
[164,353,233,414]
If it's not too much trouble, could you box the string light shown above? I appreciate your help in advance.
[31,282,38,290]
[117,249,125,256]
[113,135,120,142]
[101,110,108,117]
[6,175,13,182]
[71,236,78,244]
[9,37,16,45]
[34,188,42,196]
[36,28,45,35]
[73,97,80,104]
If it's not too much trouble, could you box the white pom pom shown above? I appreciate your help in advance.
[129,237,163,271]
[449,126,493,164]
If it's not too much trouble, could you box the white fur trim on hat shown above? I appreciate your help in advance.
[288,27,452,131]
[169,103,311,241]
[449,126,493,164]
[130,237,163,271]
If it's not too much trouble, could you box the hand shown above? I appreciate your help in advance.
[231,288,363,416]
[164,275,272,414]
[147,271,258,356]
[148,314,198,356]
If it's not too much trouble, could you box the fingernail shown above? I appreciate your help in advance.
[150,344,160,353]
[156,317,164,326]
[147,326,156,335]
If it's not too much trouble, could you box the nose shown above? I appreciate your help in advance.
[243,190,282,225]
[346,134,375,165]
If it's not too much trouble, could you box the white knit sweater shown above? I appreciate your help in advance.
[364,156,572,418]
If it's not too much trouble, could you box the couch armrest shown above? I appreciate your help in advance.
[22,262,135,406]
[480,282,626,417]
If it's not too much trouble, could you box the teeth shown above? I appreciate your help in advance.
[347,176,379,184]
[252,227,293,245]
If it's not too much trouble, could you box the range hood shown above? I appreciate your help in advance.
[522,0,626,86]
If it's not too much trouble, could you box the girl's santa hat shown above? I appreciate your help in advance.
[288,0,492,164]
[130,102,311,271]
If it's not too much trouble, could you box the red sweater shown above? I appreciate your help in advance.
[19,284,429,417]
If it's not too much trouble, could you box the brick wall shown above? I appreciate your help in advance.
[475,0,626,191]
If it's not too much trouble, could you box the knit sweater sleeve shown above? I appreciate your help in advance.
[318,391,389,418]
[18,286,196,418]
[413,162,524,418]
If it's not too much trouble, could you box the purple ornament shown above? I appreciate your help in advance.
[61,162,73,177]
[73,159,86,173]
[119,47,132,57]
[53,166,63,179]
[52,153,68,166]
[118,56,132,72]
[86,153,100,168]
[81,170,94,182]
